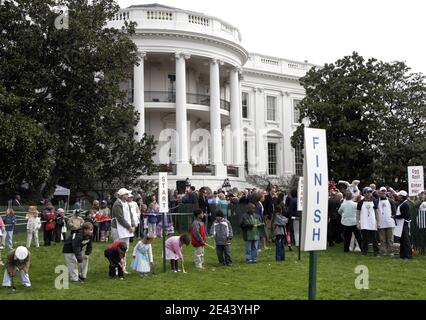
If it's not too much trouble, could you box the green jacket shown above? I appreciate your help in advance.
[240,212,261,241]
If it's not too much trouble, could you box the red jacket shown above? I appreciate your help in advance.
[190,219,206,247]
[45,213,56,231]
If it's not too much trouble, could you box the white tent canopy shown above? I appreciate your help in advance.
[54,185,70,196]
[54,185,71,212]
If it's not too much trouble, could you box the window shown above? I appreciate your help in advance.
[268,143,277,175]
[267,96,276,121]
[293,99,302,124]
[295,144,304,176]
[168,74,176,102]
[128,78,134,103]
[244,140,249,173]
[242,92,248,119]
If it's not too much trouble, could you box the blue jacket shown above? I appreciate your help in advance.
[3,215,16,231]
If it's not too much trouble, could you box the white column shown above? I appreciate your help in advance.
[224,125,232,165]
[209,59,223,169]
[175,53,192,176]
[133,52,146,141]
[230,67,243,169]
[254,87,267,174]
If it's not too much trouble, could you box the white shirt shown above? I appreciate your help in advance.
[378,198,395,229]
[128,201,140,226]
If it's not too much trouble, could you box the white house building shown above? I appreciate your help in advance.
[107,3,313,190]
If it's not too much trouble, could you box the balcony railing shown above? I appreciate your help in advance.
[144,91,230,111]
[192,164,215,176]
[158,163,176,174]
[227,166,239,177]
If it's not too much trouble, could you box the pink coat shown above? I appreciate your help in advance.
[165,236,183,260]
[0,216,5,230]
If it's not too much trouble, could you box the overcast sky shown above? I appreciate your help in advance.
[116,0,426,74]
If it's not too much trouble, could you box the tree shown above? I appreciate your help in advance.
[0,85,56,196]
[0,0,158,197]
[291,52,426,188]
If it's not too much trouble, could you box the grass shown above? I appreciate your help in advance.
[1,232,425,300]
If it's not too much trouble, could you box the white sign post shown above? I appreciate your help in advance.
[301,128,329,300]
[158,172,169,212]
[408,166,424,197]
[158,172,169,272]
[301,128,329,251]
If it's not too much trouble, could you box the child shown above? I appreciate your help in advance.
[104,240,128,280]
[146,203,158,239]
[210,210,233,266]
[273,205,288,261]
[26,206,41,248]
[2,246,31,290]
[0,213,5,250]
[131,234,154,276]
[42,204,55,246]
[2,208,16,250]
[98,202,112,242]
[190,209,207,269]
[63,222,93,282]
[165,234,191,272]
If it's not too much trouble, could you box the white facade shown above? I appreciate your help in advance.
[107,4,314,190]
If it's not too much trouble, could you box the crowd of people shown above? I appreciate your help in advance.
[0,182,425,290]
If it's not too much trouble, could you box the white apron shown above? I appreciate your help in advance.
[378,198,395,229]
[393,200,409,237]
[360,200,377,230]
[117,201,134,239]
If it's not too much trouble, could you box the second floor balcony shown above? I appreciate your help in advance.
[143,91,230,111]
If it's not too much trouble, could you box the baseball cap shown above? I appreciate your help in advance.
[363,187,373,193]
[379,187,387,192]
[397,190,408,197]
[117,188,132,196]
[14,246,29,260]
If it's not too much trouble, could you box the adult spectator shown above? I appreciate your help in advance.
[338,191,362,252]
[111,188,135,273]
[377,187,396,256]
[285,189,299,248]
[240,203,261,263]
[328,191,343,246]
[370,184,379,201]
[239,190,250,204]
[73,198,82,210]
[187,186,199,209]
[395,191,412,259]
[11,194,23,208]
[356,187,380,256]
[68,209,85,235]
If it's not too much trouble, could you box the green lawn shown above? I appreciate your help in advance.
[0,232,425,300]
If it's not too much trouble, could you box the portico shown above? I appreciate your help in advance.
[132,51,245,179]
